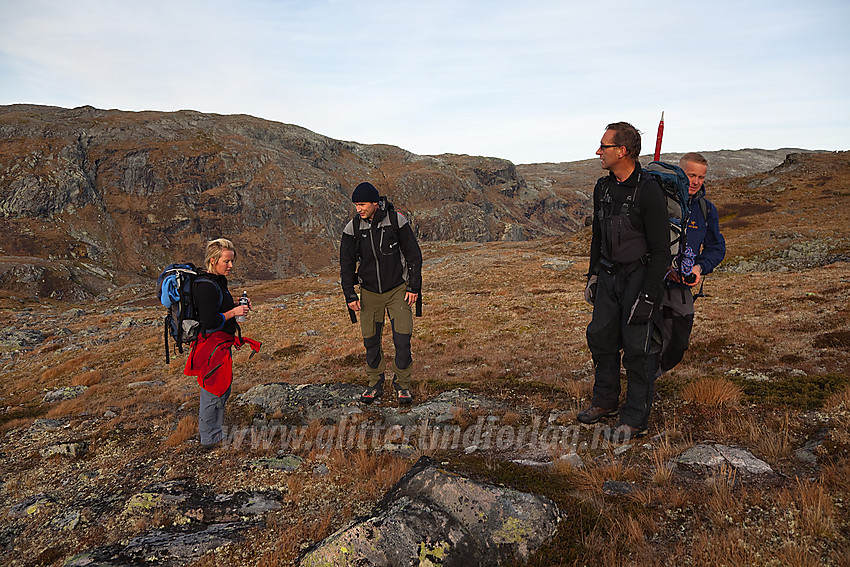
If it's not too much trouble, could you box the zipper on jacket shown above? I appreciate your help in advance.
[367,219,383,293]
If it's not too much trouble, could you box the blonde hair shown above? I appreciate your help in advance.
[204,238,236,272]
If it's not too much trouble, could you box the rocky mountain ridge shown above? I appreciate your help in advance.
[0,104,805,301]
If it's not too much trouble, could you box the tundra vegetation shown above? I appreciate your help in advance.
[0,121,848,565]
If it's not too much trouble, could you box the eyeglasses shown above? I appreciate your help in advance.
[599,144,621,149]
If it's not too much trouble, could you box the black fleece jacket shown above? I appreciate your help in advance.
[340,205,422,302]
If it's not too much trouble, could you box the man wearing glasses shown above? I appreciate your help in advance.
[579,122,670,442]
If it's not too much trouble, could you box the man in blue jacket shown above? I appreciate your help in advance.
[658,152,726,374]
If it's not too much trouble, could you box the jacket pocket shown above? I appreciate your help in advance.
[379,228,400,256]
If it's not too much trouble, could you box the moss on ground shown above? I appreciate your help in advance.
[731,373,850,410]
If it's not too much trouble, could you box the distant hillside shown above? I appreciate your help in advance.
[0,104,806,301]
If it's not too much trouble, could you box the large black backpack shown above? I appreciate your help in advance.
[642,161,693,281]
[155,263,221,364]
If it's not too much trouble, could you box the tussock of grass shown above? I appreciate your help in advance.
[164,415,197,448]
[680,377,743,406]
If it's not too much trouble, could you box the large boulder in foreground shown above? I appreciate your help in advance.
[300,456,559,566]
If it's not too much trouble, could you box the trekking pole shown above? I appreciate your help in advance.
[348,306,358,324]
[653,111,664,162]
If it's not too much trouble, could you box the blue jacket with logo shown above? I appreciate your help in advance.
[686,186,726,275]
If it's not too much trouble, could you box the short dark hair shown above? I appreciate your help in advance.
[605,122,641,159]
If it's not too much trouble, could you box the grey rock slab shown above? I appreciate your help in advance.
[43,385,88,403]
[236,382,363,424]
[677,443,773,475]
[0,328,46,348]
[557,453,585,468]
[542,258,574,271]
[300,456,559,566]
[68,479,283,566]
[251,455,304,472]
[8,493,55,518]
[379,388,498,427]
[794,427,828,465]
[64,522,256,566]
[127,380,165,388]
[30,418,69,430]
[715,444,773,474]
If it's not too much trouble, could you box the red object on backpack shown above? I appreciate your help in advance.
[653,111,664,162]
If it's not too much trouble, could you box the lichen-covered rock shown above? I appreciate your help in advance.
[40,440,88,459]
[299,456,559,566]
[66,478,283,566]
[43,385,88,403]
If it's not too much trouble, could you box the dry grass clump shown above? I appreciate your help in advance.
[705,463,743,525]
[746,413,794,461]
[40,353,95,385]
[777,477,836,538]
[571,457,638,495]
[164,415,197,448]
[680,377,743,406]
[72,369,104,386]
[824,384,850,411]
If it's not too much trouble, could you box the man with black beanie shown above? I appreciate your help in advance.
[340,182,422,405]
[579,122,670,442]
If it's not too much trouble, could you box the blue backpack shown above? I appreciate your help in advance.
[643,161,694,282]
[155,263,221,364]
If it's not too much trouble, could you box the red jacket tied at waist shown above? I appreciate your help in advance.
[184,331,262,396]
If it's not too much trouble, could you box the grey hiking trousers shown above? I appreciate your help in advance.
[199,385,231,445]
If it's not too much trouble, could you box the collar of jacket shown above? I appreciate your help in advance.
[607,160,642,188]
[690,185,706,202]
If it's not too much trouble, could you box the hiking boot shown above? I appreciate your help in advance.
[360,375,385,404]
[576,405,618,424]
[391,376,413,406]
[604,423,647,443]
[397,389,413,406]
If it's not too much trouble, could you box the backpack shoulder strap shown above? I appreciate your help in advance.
[193,274,223,308]
[352,213,362,260]
[388,207,400,236]
[698,196,708,220]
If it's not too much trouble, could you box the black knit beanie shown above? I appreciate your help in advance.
[351,182,380,203]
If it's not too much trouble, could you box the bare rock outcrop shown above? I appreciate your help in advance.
[299,456,560,566]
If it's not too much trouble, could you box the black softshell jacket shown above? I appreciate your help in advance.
[340,205,422,302]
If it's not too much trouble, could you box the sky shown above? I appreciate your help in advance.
[1,0,848,164]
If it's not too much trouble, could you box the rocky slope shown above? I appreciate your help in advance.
[0,104,800,302]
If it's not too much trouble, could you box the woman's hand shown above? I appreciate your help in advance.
[227,303,250,320]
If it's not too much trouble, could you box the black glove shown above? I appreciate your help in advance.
[627,292,654,325]
[584,275,598,305]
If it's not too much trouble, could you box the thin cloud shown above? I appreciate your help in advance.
[0,0,847,164]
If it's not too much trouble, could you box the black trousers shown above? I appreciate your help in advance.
[586,267,660,429]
